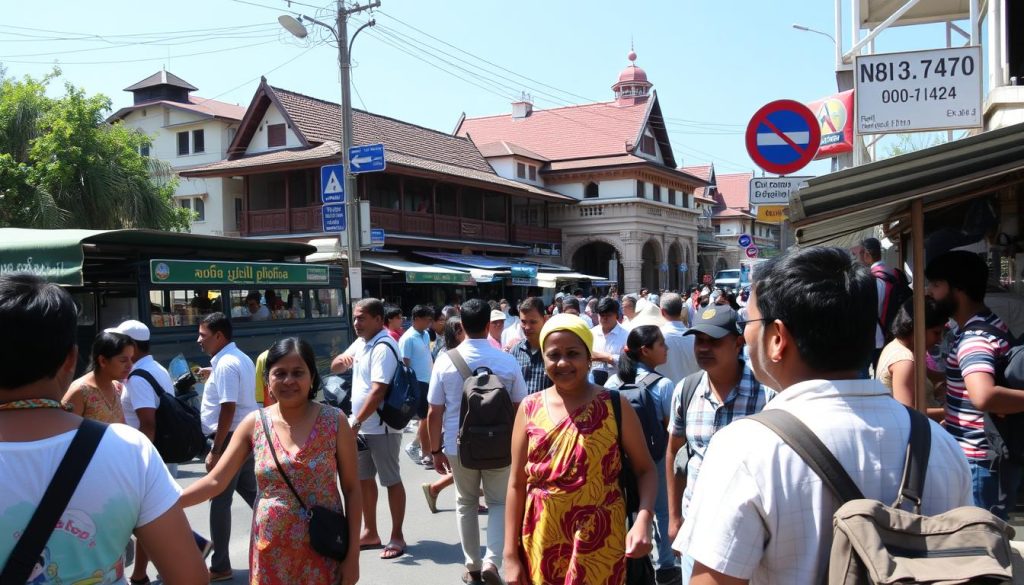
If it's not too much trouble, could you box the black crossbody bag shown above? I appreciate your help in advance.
[257,409,349,561]
[1,419,107,584]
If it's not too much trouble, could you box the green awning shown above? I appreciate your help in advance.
[0,229,100,286]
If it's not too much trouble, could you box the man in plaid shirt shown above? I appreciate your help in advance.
[665,305,774,581]
[506,297,551,394]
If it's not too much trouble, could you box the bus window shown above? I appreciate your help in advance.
[228,289,306,321]
[73,292,96,327]
[149,289,218,328]
[311,288,344,319]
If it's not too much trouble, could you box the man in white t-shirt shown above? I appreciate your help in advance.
[675,247,972,585]
[331,298,406,560]
[590,297,628,386]
[427,299,528,585]
[657,293,699,385]
[108,319,183,585]
[196,312,257,581]
[0,273,207,585]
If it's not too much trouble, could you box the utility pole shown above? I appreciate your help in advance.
[337,0,379,303]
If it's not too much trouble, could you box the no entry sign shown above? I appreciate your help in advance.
[745,100,821,175]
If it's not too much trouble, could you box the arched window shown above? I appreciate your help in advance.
[584,182,599,199]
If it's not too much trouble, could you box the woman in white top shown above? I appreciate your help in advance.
[875,296,948,420]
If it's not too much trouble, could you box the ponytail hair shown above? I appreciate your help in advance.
[616,325,662,385]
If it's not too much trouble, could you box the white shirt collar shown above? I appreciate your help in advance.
[211,342,237,366]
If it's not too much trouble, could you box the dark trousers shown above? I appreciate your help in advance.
[209,432,257,572]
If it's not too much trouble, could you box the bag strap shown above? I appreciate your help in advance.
[257,409,307,513]
[610,389,622,449]
[748,409,865,504]
[678,372,703,458]
[0,419,107,583]
[447,349,473,380]
[895,406,931,512]
[636,371,663,391]
[372,338,402,364]
[129,369,167,398]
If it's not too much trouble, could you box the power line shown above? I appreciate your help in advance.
[0,22,279,41]
[0,29,282,58]
[227,0,300,15]
[0,39,280,65]
[191,44,320,106]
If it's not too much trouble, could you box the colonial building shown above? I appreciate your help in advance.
[181,78,574,307]
[456,51,709,293]
[707,171,781,269]
[108,70,246,236]
[680,164,726,284]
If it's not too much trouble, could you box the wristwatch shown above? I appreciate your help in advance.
[351,420,362,431]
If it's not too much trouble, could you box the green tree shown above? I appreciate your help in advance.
[0,68,191,230]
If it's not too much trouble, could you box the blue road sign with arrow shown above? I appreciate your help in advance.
[320,163,345,203]
[349,144,386,174]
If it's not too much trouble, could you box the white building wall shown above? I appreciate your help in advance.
[246,106,302,154]
[488,156,516,181]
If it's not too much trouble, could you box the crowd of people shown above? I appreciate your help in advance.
[2,238,1023,584]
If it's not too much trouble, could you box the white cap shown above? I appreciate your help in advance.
[490,309,507,322]
[105,319,150,341]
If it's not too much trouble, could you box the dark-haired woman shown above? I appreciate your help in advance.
[603,325,676,579]
[876,297,948,420]
[181,337,362,584]
[62,331,135,424]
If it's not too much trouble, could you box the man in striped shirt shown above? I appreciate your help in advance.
[926,250,1024,519]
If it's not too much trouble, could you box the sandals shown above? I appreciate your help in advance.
[380,542,406,559]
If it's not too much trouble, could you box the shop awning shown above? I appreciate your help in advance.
[305,237,346,264]
[362,256,474,285]
[791,122,1024,245]
[0,228,96,286]
[415,251,522,270]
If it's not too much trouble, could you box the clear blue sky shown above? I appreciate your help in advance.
[1,0,959,177]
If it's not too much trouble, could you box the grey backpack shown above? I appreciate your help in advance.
[447,349,516,470]
[750,406,1019,584]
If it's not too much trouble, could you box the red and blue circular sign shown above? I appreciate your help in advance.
[745,100,821,175]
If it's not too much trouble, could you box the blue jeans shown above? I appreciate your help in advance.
[996,458,1023,521]
[653,457,677,571]
[969,459,1002,519]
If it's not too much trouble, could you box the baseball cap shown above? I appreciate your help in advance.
[684,306,739,339]
[490,309,507,322]
[105,319,151,341]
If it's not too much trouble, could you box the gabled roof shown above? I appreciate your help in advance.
[456,91,677,167]
[714,172,754,211]
[227,79,495,175]
[124,70,197,92]
[680,164,712,182]
[107,95,246,124]
[682,163,718,201]
[714,208,755,219]
[476,141,549,162]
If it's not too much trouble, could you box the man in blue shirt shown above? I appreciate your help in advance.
[400,304,434,464]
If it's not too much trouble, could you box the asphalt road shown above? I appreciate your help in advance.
[139,426,487,585]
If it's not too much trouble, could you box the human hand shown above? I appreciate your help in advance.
[502,555,527,585]
[197,367,212,382]
[668,516,682,548]
[205,451,220,472]
[624,519,653,559]
[433,452,452,475]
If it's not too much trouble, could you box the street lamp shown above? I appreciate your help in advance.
[281,2,379,303]
[792,23,837,45]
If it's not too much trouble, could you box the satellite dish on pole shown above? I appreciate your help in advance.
[279,15,308,38]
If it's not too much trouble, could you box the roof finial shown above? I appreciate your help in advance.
[628,38,637,63]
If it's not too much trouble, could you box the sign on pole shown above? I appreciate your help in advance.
[510,264,538,278]
[370,228,386,246]
[757,206,788,224]
[322,202,346,232]
[745,100,821,175]
[855,46,983,134]
[349,144,386,174]
[748,176,810,206]
[746,245,760,259]
[738,234,752,248]
[320,163,345,203]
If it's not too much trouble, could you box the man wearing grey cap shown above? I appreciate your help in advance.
[665,305,773,584]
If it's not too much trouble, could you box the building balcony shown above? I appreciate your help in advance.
[242,205,561,246]
[548,198,700,225]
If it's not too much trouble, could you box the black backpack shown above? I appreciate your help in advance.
[616,371,668,462]
[129,369,206,464]
[448,349,516,470]
[372,340,422,430]
[963,322,1024,463]
[873,266,912,341]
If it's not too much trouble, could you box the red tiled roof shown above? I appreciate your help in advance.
[476,141,549,161]
[107,96,246,123]
[546,154,648,171]
[271,87,495,175]
[714,208,755,219]
[457,100,649,162]
[715,172,754,211]
[680,165,712,182]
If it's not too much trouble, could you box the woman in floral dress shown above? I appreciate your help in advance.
[504,314,657,585]
[62,331,134,424]
[181,337,361,584]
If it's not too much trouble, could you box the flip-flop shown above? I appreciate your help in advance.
[380,542,406,559]
[359,542,383,551]
[422,483,438,514]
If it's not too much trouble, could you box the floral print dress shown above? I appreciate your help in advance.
[250,404,343,584]
[73,382,126,424]
[519,390,627,585]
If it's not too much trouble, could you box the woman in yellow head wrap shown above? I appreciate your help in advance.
[503,314,656,585]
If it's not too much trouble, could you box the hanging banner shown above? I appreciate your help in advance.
[807,90,854,160]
